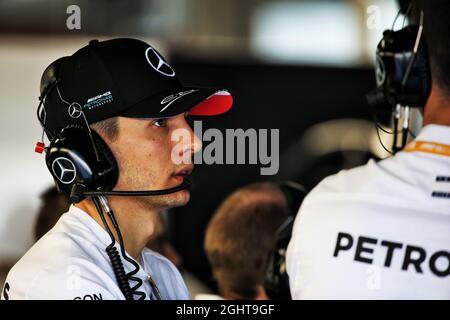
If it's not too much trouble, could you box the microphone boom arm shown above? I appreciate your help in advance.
[83,179,192,197]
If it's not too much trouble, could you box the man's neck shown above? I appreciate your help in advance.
[222,286,269,300]
[75,197,159,261]
[423,84,450,126]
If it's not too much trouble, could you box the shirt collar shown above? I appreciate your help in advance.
[415,124,450,145]
[69,205,113,247]
[68,205,148,274]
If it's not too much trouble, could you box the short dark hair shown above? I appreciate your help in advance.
[90,117,119,140]
[411,0,450,94]
[204,183,289,299]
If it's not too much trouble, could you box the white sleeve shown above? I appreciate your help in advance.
[286,204,306,300]
[149,252,191,300]
[2,258,124,300]
[166,262,191,300]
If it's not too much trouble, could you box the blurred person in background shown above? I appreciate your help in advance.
[203,182,302,300]
[287,0,450,299]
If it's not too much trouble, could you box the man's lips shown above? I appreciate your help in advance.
[172,165,193,180]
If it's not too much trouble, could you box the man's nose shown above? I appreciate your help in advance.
[178,118,202,158]
[191,127,202,155]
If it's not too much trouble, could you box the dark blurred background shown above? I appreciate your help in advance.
[1,0,410,291]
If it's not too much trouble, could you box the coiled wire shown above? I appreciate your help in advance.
[92,197,146,300]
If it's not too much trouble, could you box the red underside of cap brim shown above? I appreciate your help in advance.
[189,90,233,116]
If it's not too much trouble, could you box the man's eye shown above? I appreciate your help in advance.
[153,119,167,127]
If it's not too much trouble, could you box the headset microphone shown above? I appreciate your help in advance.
[70,179,192,204]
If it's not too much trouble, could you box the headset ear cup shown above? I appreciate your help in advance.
[46,125,97,197]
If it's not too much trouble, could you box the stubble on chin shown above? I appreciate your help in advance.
[136,190,190,211]
[115,153,191,210]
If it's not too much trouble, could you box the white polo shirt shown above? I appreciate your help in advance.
[1,205,190,300]
[287,124,450,299]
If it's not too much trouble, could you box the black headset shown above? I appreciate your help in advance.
[367,25,431,109]
[366,7,431,152]
[45,125,119,202]
[263,181,307,300]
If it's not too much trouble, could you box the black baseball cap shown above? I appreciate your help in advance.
[40,38,233,135]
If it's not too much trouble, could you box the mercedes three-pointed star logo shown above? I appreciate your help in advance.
[145,46,176,77]
[52,157,77,184]
[68,103,83,119]
[375,54,386,86]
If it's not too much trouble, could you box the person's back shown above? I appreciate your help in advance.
[287,124,450,299]
[286,0,450,299]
